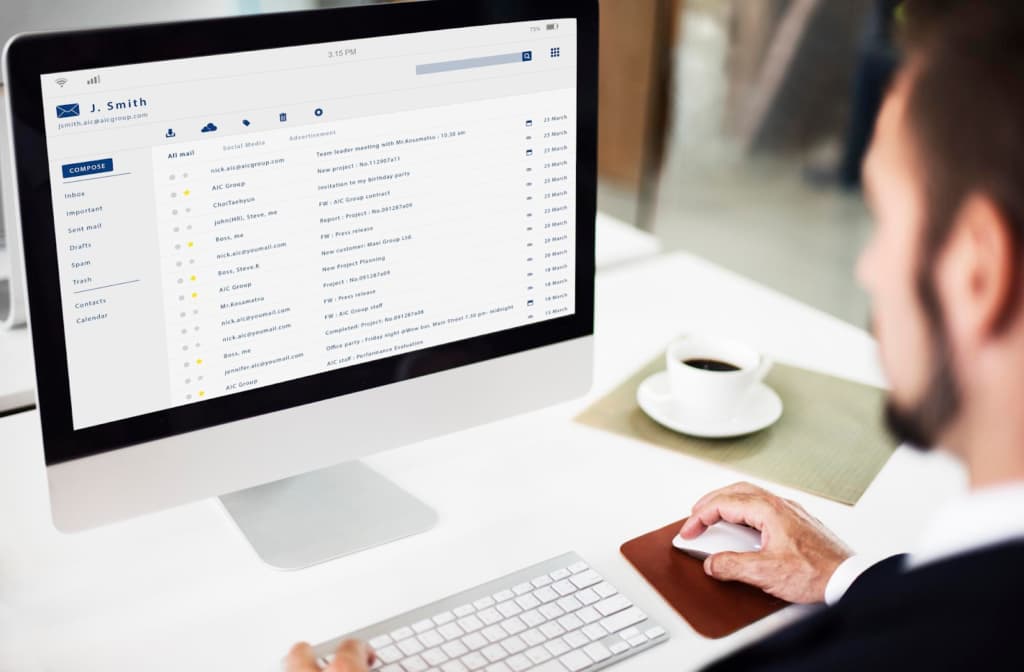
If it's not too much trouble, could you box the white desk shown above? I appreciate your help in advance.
[0,252,966,672]
[0,325,33,412]
[0,213,657,415]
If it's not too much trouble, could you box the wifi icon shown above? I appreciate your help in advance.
[55,77,68,87]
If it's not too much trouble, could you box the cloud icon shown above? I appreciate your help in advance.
[201,122,218,133]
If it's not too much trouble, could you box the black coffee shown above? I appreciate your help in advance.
[683,358,741,372]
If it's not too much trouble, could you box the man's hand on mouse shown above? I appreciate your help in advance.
[285,640,374,672]
[679,481,853,604]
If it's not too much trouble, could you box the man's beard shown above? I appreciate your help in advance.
[884,320,961,451]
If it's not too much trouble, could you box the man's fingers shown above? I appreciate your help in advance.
[683,483,772,538]
[285,642,321,672]
[703,551,769,586]
[328,640,375,672]
[686,492,774,537]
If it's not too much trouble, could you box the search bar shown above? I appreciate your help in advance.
[416,51,532,75]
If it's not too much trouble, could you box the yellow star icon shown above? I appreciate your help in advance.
[183,189,191,197]
[196,359,203,365]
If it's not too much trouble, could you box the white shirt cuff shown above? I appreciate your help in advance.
[824,554,884,605]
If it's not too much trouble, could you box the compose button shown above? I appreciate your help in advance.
[62,158,114,179]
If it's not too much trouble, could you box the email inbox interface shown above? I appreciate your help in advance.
[43,21,578,429]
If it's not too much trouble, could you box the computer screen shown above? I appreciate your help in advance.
[39,20,578,430]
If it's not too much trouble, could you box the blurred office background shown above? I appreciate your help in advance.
[0,0,882,327]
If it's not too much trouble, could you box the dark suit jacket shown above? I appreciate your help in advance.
[702,541,1024,670]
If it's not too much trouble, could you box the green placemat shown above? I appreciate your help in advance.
[575,354,897,505]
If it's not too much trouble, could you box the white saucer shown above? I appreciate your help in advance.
[636,371,783,439]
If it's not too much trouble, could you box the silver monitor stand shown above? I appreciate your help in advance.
[219,461,437,570]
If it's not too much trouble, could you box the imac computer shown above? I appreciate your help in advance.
[3,0,597,569]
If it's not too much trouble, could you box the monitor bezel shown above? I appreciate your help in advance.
[4,0,597,466]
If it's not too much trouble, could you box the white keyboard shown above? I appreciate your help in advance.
[308,552,668,672]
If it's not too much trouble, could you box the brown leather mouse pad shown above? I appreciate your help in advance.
[621,518,788,639]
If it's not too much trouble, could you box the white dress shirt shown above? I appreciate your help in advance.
[824,481,1024,605]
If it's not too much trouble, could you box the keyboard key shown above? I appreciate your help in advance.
[593,583,616,599]
[501,616,527,636]
[526,646,552,664]
[398,638,424,656]
[599,607,646,635]
[454,605,476,618]
[479,608,503,625]
[533,661,569,672]
[644,626,666,640]
[486,663,512,672]
[522,629,546,647]
[594,595,631,617]
[413,619,435,633]
[506,654,531,672]
[482,625,506,643]
[538,603,564,620]
[424,648,449,666]
[582,642,611,663]
[544,638,570,657]
[442,641,469,659]
[439,623,465,641]
[501,635,527,655]
[377,646,403,663]
[532,575,553,588]
[441,661,468,672]
[552,580,575,596]
[559,650,592,672]
[497,601,522,618]
[463,633,488,651]
[482,644,506,663]
[557,614,583,631]
[563,631,588,649]
[534,587,559,603]
[401,655,428,672]
[521,610,545,627]
[380,665,402,672]
[516,594,541,611]
[550,568,571,580]
[569,571,601,590]
[608,640,629,655]
[370,634,394,649]
[581,624,606,641]
[619,628,640,641]
[493,589,515,603]
[434,611,456,626]
[575,589,599,606]
[568,562,588,574]
[458,616,485,633]
[575,607,600,624]
[539,622,566,639]
[419,630,445,648]
[474,597,496,610]
[391,627,414,642]
[556,596,582,613]
[626,634,647,647]
[461,652,488,671]
[513,583,533,596]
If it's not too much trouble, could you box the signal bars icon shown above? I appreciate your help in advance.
[86,75,101,86]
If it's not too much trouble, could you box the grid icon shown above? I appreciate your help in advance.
[551,47,561,58]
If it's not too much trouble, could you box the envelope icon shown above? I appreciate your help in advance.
[56,103,80,118]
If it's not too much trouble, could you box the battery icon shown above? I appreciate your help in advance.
[546,23,559,31]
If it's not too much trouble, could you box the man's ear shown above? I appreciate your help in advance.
[937,194,1017,347]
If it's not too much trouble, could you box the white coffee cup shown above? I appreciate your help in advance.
[660,335,772,420]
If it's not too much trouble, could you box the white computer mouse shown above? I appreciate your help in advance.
[672,522,763,559]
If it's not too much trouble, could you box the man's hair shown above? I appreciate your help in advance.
[901,0,1024,327]
[881,1,1024,448]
